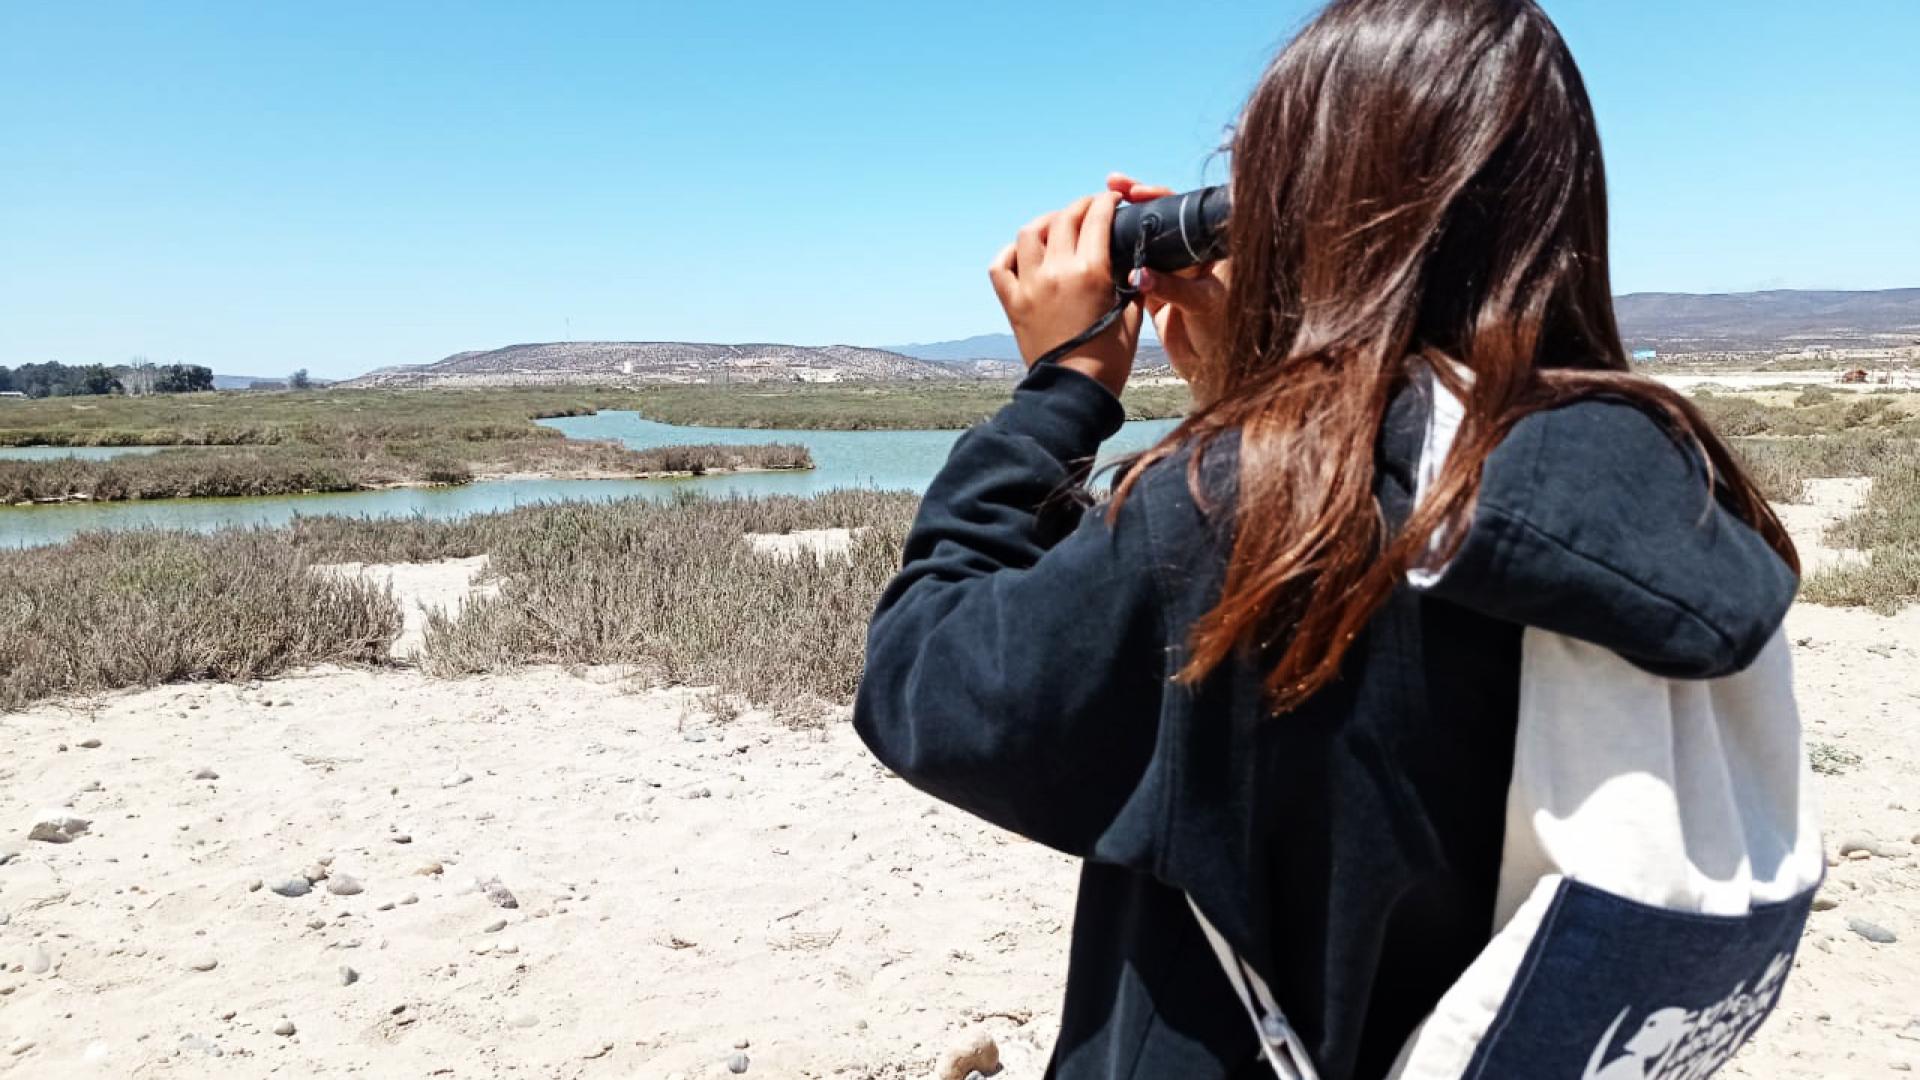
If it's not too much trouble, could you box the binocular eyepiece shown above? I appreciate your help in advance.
[1109,185,1230,284]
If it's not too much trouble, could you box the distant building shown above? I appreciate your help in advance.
[0,390,26,399]
[1631,348,1659,362]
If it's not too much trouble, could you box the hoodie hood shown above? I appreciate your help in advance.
[1391,371,1798,679]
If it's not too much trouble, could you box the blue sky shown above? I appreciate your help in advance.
[3,2,1915,379]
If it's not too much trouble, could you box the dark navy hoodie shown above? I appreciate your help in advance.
[853,363,1797,1080]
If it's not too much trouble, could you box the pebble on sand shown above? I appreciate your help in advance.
[272,1019,296,1037]
[936,1029,1000,1080]
[483,918,508,933]
[727,1052,751,1074]
[269,878,312,898]
[338,966,359,986]
[1838,836,1909,859]
[191,767,220,781]
[186,956,218,972]
[27,810,91,844]
[442,771,473,789]
[1848,918,1899,944]
[326,874,365,896]
[26,945,52,975]
[77,738,101,749]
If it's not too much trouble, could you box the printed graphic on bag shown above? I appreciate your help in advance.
[1581,952,1791,1080]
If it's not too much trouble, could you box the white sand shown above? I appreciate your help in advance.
[2,495,1915,1077]
[744,528,858,561]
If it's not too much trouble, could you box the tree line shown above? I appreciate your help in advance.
[0,360,213,398]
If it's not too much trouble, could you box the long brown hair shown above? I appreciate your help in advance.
[1114,0,1797,712]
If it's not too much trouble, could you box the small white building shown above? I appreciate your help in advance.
[0,390,27,400]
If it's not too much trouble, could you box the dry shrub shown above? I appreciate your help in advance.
[0,449,363,503]
[0,530,399,711]
[623,442,812,474]
[1731,434,1907,504]
[1802,456,1920,614]
[279,514,494,563]
[420,490,916,713]
[0,438,810,504]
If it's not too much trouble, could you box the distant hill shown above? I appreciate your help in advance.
[1615,289,1920,351]
[341,341,1005,388]
[891,333,1171,374]
[899,289,1920,361]
[889,334,1027,363]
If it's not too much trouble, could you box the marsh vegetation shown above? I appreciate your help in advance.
[0,441,812,504]
[6,385,1912,714]
[0,386,820,503]
[0,490,912,713]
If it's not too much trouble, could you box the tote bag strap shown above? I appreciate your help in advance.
[1187,895,1323,1080]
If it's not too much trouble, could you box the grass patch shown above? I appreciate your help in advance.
[0,530,399,711]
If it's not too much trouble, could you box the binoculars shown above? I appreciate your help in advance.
[1110,186,1230,284]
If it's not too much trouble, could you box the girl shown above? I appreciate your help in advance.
[855,1,1819,1077]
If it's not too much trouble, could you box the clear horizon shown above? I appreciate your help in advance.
[4,1,1917,379]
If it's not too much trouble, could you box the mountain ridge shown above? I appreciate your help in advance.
[894,288,1920,360]
[343,341,1021,388]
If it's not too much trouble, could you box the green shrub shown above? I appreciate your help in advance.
[1808,741,1863,777]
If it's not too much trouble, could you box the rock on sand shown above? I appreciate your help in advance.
[937,1029,1000,1080]
[27,810,91,844]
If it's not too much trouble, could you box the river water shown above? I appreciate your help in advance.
[0,413,1182,549]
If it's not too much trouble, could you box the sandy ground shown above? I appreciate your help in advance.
[2,484,1916,1077]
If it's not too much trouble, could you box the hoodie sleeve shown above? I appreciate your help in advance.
[853,363,1168,860]
[1423,397,1798,679]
